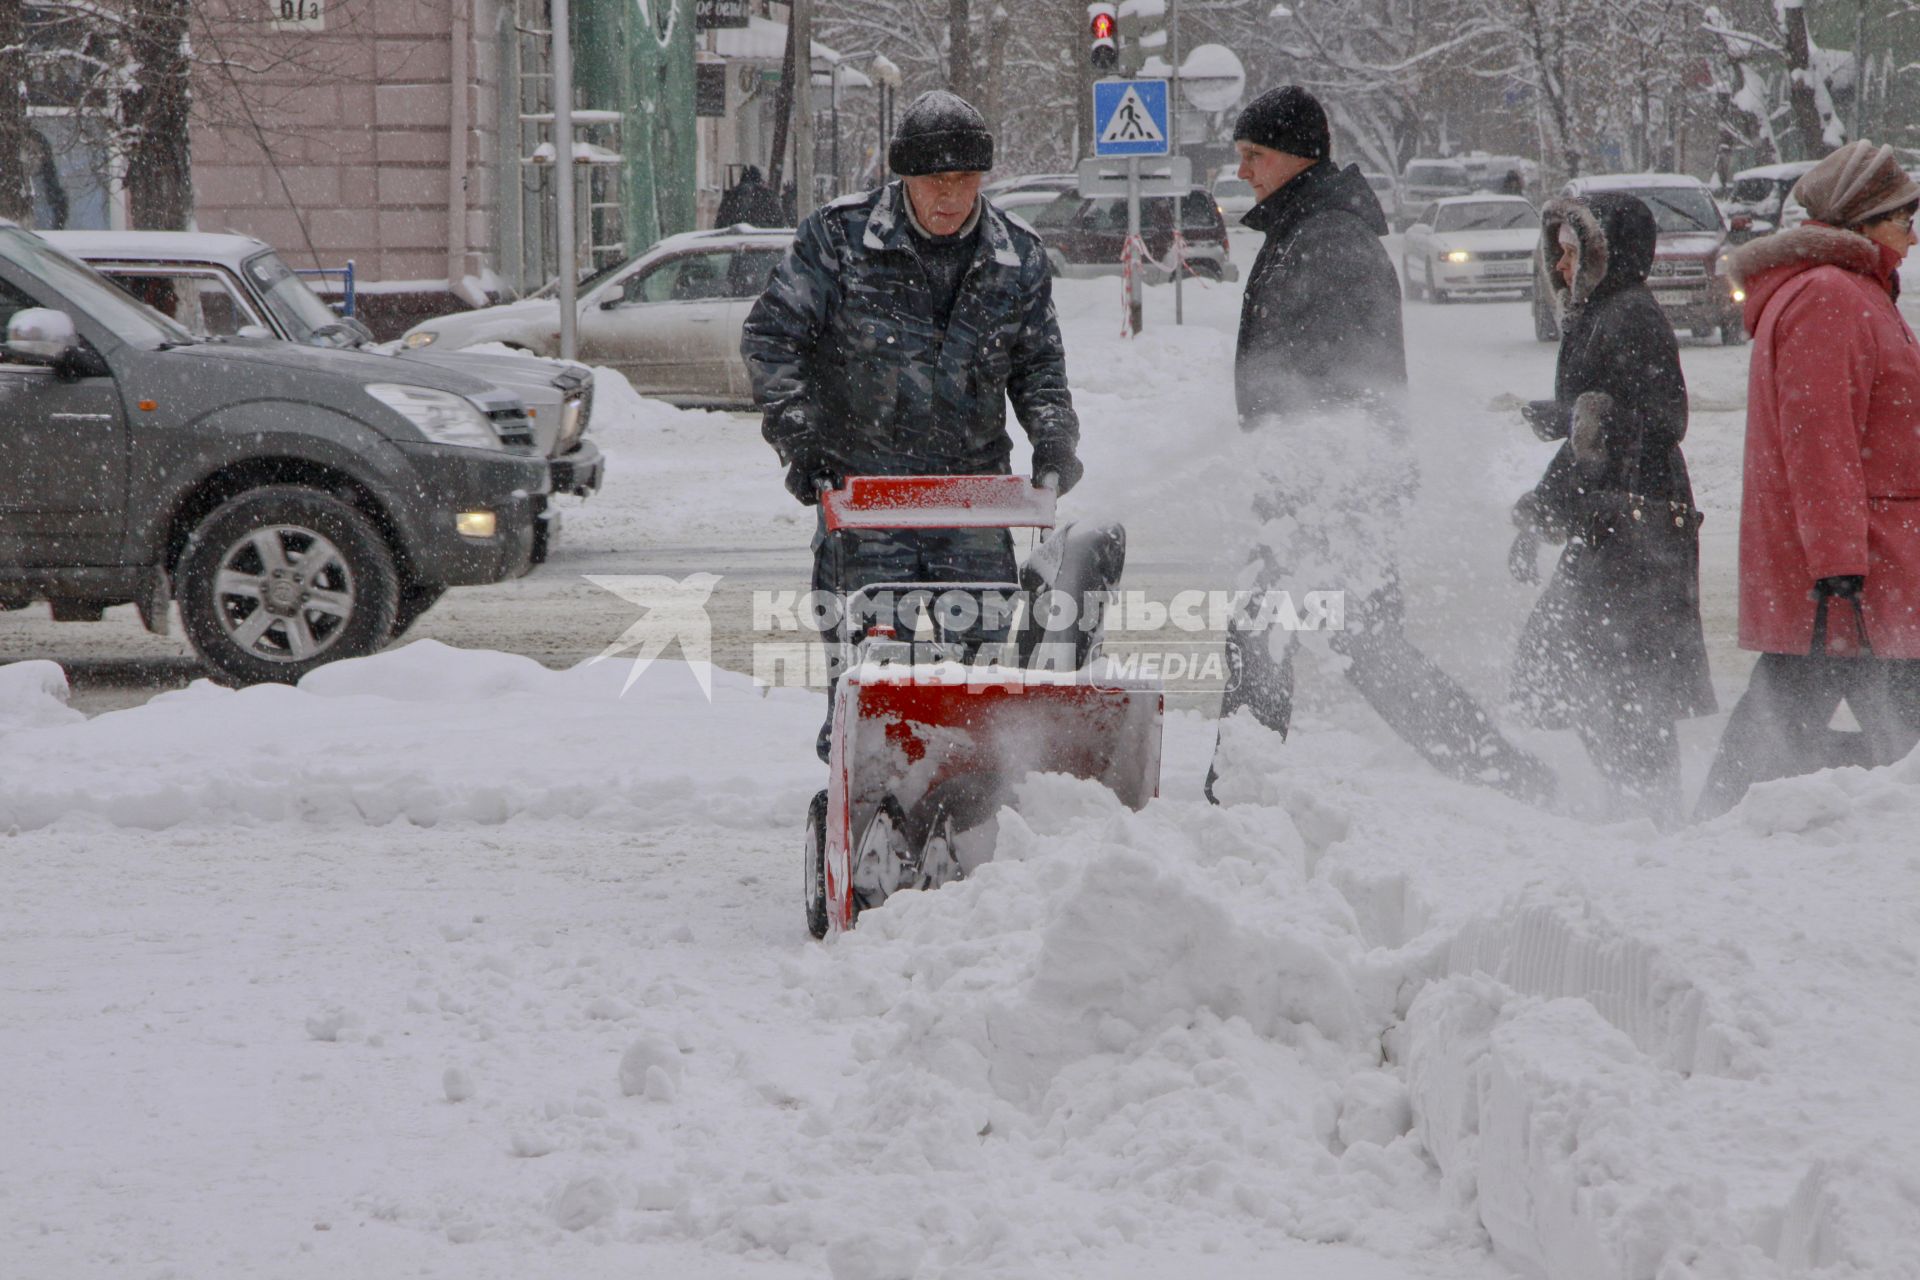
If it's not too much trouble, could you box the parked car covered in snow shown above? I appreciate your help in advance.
[46,230,603,498]
[1400,195,1540,302]
[1533,173,1745,345]
[1024,186,1239,283]
[1722,160,1819,243]
[399,227,793,409]
[0,221,552,684]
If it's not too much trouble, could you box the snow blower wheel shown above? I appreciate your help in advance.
[804,788,829,940]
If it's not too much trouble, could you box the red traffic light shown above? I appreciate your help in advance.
[1088,2,1117,70]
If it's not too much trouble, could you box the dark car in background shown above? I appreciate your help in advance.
[1023,187,1239,283]
[1533,173,1745,345]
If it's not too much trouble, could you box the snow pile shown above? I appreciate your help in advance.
[0,641,822,832]
[0,659,84,733]
[786,777,1483,1270]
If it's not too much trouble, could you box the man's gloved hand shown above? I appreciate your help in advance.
[1522,399,1570,441]
[1814,574,1866,600]
[782,446,841,506]
[1507,526,1541,584]
[1031,445,1083,497]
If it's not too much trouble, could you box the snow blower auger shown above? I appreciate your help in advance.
[803,475,1164,938]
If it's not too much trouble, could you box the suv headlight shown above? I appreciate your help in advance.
[365,383,501,450]
[1444,250,1473,263]
[402,331,438,349]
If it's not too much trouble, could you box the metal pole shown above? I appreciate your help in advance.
[831,66,840,197]
[1126,156,1142,335]
[793,0,816,218]
[1170,0,1183,325]
[552,0,577,360]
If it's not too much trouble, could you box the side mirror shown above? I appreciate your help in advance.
[235,323,275,341]
[598,294,624,311]
[5,307,80,365]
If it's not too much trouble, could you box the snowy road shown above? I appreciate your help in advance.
[7,239,1920,1280]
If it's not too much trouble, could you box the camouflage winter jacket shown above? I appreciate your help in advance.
[741,181,1080,503]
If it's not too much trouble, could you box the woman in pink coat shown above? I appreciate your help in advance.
[1696,141,1920,819]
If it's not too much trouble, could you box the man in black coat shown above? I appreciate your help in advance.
[742,90,1082,760]
[1232,87,1406,425]
[1209,87,1552,807]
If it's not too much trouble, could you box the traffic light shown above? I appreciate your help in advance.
[1088,2,1117,72]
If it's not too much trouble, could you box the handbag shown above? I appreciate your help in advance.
[1807,592,1880,769]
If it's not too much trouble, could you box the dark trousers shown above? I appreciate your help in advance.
[1211,588,1556,804]
[810,525,1017,761]
[1694,653,1920,820]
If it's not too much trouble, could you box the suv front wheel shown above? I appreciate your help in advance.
[176,485,400,685]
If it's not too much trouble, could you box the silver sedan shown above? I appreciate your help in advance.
[400,227,794,409]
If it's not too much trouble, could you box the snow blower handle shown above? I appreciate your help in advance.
[821,475,1058,533]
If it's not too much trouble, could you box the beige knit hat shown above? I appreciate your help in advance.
[1790,140,1920,228]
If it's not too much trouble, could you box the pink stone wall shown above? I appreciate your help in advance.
[190,0,507,314]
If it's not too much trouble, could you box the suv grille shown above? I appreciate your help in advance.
[1650,259,1709,278]
[1479,249,1533,262]
[487,407,538,451]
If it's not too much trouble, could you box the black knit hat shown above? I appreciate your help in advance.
[889,90,994,176]
[1233,86,1329,161]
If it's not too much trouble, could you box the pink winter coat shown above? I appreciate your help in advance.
[1727,224,1920,657]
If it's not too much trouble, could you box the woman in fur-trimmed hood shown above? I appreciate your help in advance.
[1508,192,1715,821]
[1695,140,1920,820]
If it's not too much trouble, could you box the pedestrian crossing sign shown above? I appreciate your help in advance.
[1093,79,1170,157]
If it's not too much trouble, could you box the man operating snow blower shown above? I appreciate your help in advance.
[741,90,1083,764]
[1206,85,1554,807]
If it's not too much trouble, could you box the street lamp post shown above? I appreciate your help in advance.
[553,0,576,360]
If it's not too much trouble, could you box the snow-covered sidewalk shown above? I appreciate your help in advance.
[5,274,1919,1279]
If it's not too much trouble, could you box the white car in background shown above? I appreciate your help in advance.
[1399,195,1541,302]
[1211,174,1258,221]
[984,173,1079,216]
[400,227,793,409]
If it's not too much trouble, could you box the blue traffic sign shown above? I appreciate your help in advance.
[1093,79,1170,158]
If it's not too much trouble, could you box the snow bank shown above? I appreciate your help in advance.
[0,641,822,832]
[0,659,84,733]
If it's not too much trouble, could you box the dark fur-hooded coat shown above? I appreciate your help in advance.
[1510,193,1717,726]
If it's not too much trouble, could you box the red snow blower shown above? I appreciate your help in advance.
[802,475,1163,937]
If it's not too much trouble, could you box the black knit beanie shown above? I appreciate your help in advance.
[889,90,994,176]
[1232,86,1329,161]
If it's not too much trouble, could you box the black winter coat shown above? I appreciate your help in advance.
[741,182,1079,503]
[1236,161,1407,425]
[1511,193,1716,725]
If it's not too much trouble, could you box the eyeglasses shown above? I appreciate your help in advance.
[1881,211,1916,232]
